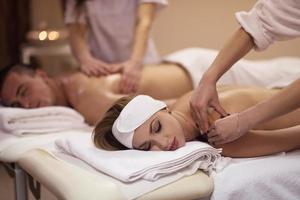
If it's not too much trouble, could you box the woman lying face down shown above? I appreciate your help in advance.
[93,87,300,157]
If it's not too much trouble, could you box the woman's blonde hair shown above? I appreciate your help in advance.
[92,96,134,151]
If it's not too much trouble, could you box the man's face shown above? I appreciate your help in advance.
[1,71,56,108]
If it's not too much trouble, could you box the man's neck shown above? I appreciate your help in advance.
[51,76,70,107]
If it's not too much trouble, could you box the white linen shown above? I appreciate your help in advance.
[0,128,92,162]
[210,150,300,200]
[164,48,300,89]
[236,0,300,51]
[55,133,225,182]
[0,106,89,136]
[53,150,213,200]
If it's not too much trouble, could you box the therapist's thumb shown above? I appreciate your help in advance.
[211,101,227,117]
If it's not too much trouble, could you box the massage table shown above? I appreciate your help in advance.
[10,136,300,200]
[19,149,213,200]
[0,129,213,200]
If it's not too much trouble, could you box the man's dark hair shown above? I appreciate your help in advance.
[0,63,36,92]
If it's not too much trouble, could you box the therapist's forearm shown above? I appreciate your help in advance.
[130,3,156,64]
[203,27,254,83]
[68,24,93,63]
[243,78,300,127]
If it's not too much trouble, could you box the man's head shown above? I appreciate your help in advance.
[0,63,56,108]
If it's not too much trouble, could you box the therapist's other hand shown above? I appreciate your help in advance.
[112,60,142,94]
[190,79,227,133]
[80,56,111,76]
[207,113,250,145]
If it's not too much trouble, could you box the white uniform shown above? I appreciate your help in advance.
[65,0,167,64]
[235,0,300,51]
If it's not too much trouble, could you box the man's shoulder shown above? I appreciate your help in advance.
[59,71,90,86]
[60,72,90,103]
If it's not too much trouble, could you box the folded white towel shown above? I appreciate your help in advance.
[55,133,222,182]
[0,106,88,136]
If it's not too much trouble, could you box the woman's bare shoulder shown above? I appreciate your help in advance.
[171,91,193,112]
[219,86,279,113]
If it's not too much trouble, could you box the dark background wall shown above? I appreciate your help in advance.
[0,0,30,70]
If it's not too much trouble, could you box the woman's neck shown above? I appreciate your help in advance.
[171,107,218,142]
[171,110,199,141]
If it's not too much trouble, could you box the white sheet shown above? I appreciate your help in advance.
[55,133,226,182]
[0,128,92,162]
[210,150,300,200]
[164,48,300,89]
[52,150,210,200]
[0,126,214,200]
[0,106,88,136]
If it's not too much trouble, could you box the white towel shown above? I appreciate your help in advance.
[55,133,223,182]
[0,106,89,136]
[164,48,300,89]
[211,150,300,200]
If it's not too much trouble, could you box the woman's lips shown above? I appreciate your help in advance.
[169,137,179,151]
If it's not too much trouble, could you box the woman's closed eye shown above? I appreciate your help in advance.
[153,119,161,133]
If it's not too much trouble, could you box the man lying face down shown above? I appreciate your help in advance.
[0,63,193,125]
[2,52,299,126]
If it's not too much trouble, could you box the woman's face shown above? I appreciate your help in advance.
[133,109,186,151]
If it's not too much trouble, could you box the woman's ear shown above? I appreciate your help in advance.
[166,107,171,114]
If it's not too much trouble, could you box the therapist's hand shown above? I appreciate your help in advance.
[207,112,252,145]
[80,56,111,76]
[190,79,227,133]
[111,59,143,94]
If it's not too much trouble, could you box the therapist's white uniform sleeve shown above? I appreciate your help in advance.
[235,0,300,51]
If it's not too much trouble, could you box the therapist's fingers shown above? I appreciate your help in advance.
[207,128,218,138]
[190,102,209,133]
[109,64,123,74]
[199,110,210,133]
[122,80,134,94]
[120,74,135,94]
[208,135,223,146]
[207,129,226,145]
[96,63,111,75]
[211,101,228,117]
[81,65,97,76]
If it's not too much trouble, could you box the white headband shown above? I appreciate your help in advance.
[112,95,166,148]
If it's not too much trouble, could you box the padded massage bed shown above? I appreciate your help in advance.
[2,121,300,200]
[4,128,300,200]
[19,149,213,200]
[0,129,213,200]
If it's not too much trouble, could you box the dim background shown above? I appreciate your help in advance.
[0,0,299,73]
[0,0,299,199]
